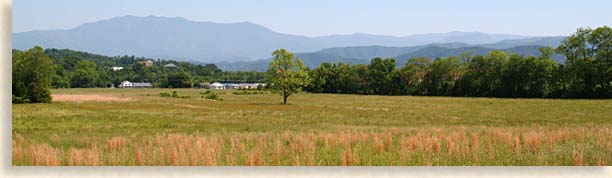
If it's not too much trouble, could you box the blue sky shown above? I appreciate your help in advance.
[12,0,612,36]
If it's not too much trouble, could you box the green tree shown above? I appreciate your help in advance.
[367,58,397,95]
[424,57,464,96]
[51,64,70,88]
[460,51,507,97]
[306,62,332,93]
[400,57,432,95]
[267,49,310,105]
[558,26,612,98]
[71,60,100,88]
[166,71,192,88]
[12,46,53,103]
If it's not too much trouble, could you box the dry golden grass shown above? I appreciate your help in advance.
[12,89,612,166]
[12,127,612,166]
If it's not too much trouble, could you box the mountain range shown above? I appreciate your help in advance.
[215,44,567,71]
[14,15,566,67]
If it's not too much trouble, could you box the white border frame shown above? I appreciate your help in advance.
[1,0,611,177]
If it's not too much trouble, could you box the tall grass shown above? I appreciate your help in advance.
[13,127,612,166]
[12,89,612,166]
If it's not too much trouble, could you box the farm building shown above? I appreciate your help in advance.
[224,83,240,89]
[210,82,224,89]
[138,60,154,67]
[118,81,153,88]
[238,83,261,89]
[111,66,123,71]
[205,82,265,90]
[164,63,178,68]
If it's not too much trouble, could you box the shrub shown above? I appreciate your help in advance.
[232,91,263,95]
[205,93,219,100]
[160,91,189,99]
[159,92,171,97]
[12,95,31,104]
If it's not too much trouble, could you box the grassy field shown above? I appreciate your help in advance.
[12,88,612,166]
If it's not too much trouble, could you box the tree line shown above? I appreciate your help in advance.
[302,27,612,99]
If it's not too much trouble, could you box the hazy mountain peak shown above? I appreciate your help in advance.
[13,15,561,63]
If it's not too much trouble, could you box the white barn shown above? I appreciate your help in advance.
[119,81,153,88]
[111,67,124,71]
[210,82,224,89]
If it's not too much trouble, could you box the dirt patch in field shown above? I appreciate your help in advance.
[53,94,132,102]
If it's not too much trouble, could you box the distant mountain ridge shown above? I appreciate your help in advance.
[13,15,564,63]
[216,44,567,71]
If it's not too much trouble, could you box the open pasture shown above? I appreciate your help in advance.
[12,88,612,166]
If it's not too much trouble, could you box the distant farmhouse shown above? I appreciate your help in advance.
[203,82,265,90]
[209,82,224,90]
[164,63,178,68]
[111,66,124,71]
[118,81,153,88]
[238,83,260,89]
[138,60,154,67]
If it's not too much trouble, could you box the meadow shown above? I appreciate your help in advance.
[12,88,612,166]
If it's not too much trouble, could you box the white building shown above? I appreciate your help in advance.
[238,83,262,89]
[111,67,124,71]
[119,81,153,88]
[164,63,178,68]
[210,82,224,89]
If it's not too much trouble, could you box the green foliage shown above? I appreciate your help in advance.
[71,60,100,88]
[557,26,612,98]
[267,49,311,104]
[159,92,171,97]
[159,91,190,99]
[400,57,431,95]
[40,48,265,89]
[166,71,192,88]
[232,91,265,95]
[12,46,53,103]
[424,56,464,96]
[367,58,400,95]
[459,51,507,97]
[302,26,612,99]
[12,95,31,103]
[205,92,219,100]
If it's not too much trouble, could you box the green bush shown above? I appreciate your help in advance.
[205,93,219,100]
[159,92,171,97]
[160,91,189,99]
[12,95,31,104]
[232,91,265,95]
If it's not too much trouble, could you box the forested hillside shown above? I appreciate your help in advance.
[16,48,267,89]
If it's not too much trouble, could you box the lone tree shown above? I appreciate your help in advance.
[267,49,310,105]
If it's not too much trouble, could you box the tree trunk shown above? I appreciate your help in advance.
[283,95,288,105]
